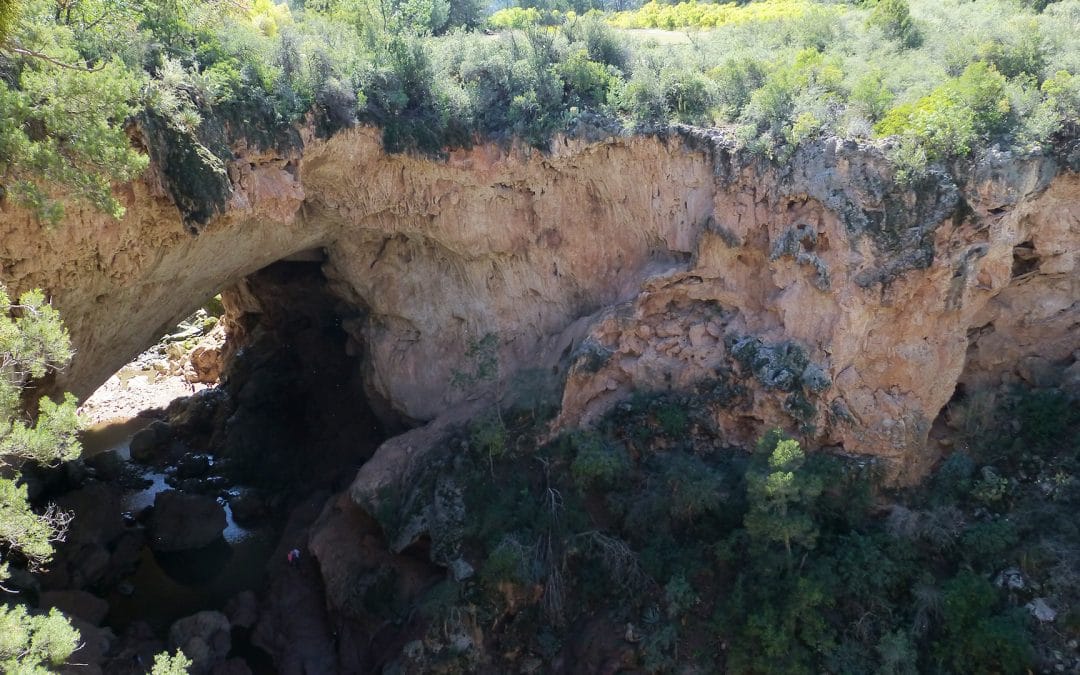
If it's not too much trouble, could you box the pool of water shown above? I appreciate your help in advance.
[80,419,279,635]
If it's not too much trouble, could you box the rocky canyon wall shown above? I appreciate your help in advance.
[0,124,1076,484]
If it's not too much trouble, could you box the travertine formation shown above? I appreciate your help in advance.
[1,125,1076,484]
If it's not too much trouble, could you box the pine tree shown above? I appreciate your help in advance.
[744,433,823,567]
[0,285,82,671]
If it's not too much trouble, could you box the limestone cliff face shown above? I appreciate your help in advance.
[1,124,1076,483]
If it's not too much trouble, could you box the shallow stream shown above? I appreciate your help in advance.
[80,418,277,635]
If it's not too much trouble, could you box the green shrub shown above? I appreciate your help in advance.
[654,401,689,437]
[930,451,976,502]
[1041,70,1080,120]
[744,436,823,562]
[1012,388,1077,449]
[618,70,666,127]
[469,411,508,460]
[934,571,1034,673]
[850,69,894,121]
[877,62,1011,161]
[610,0,833,31]
[570,431,629,489]
[446,0,485,30]
[960,518,1019,563]
[641,623,678,673]
[560,50,619,108]
[151,650,193,675]
[971,466,1010,505]
[488,7,542,31]
[0,606,80,672]
[561,12,628,72]
[708,57,768,122]
[663,573,699,618]
[867,0,921,48]
[974,20,1045,79]
[665,455,724,522]
[738,48,844,155]
[875,630,918,675]
[662,68,717,125]
[482,535,540,587]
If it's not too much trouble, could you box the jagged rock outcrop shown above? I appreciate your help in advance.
[1,124,1076,484]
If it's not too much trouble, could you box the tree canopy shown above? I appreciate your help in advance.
[0,0,1078,218]
[0,285,82,672]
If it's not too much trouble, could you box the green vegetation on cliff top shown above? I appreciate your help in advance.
[0,0,1079,221]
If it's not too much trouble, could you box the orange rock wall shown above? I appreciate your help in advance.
[1,126,1076,482]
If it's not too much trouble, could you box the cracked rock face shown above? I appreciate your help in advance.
[1,125,1076,483]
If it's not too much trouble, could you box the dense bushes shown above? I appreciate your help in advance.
[867,0,921,48]
[877,62,1010,161]
[4,0,1080,219]
[610,0,832,31]
[381,381,1077,672]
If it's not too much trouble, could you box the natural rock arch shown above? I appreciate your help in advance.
[2,126,1077,482]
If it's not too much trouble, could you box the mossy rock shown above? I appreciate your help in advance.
[140,112,230,229]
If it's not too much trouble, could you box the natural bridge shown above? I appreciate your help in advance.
[2,126,1077,482]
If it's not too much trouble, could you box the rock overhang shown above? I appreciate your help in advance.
[1,124,1076,485]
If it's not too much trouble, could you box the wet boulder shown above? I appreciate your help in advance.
[176,452,212,479]
[149,490,226,552]
[85,449,125,482]
[175,475,230,494]
[129,421,172,463]
[226,489,267,525]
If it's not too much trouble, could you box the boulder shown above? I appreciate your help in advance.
[39,590,109,625]
[176,452,212,479]
[129,421,171,463]
[166,388,229,437]
[55,483,124,546]
[101,529,146,584]
[72,544,113,589]
[149,490,226,552]
[168,610,231,673]
[224,590,259,629]
[1026,597,1057,622]
[102,620,166,674]
[995,567,1025,591]
[188,330,225,385]
[226,489,267,525]
[84,449,125,482]
[176,476,230,494]
[63,616,115,674]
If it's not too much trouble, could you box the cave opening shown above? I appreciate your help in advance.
[31,253,391,672]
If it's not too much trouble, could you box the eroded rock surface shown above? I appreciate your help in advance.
[1,126,1076,483]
